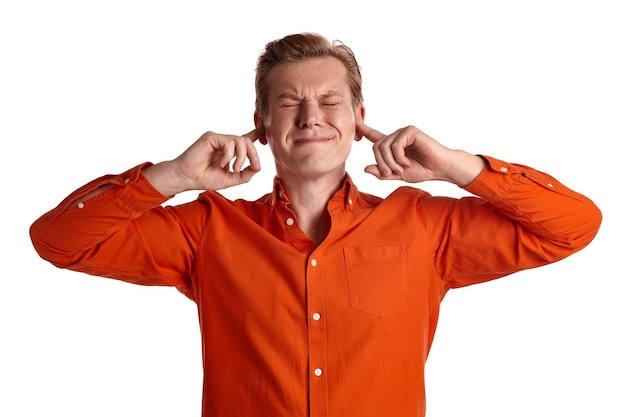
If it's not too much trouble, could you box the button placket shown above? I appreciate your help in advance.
[306,254,328,416]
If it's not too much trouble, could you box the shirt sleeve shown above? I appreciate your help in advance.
[423,155,602,288]
[29,163,200,299]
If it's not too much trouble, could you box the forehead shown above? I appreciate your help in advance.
[267,56,350,97]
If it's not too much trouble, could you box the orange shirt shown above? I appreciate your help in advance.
[30,156,601,417]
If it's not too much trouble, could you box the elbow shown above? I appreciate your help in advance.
[583,201,603,246]
[566,200,603,253]
[29,218,72,269]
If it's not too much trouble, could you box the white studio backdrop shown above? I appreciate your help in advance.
[1,1,624,416]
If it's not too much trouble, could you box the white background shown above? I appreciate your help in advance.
[1,1,624,416]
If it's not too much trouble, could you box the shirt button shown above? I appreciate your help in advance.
[77,202,85,209]
[123,178,130,184]
[499,167,508,173]
[314,368,323,377]
[286,217,294,226]
[547,183,554,188]
[348,198,353,205]
[310,259,318,267]
[312,312,321,321]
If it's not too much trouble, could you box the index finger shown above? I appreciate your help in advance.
[357,123,387,143]
[242,125,265,142]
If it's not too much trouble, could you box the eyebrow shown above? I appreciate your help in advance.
[275,91,346,101]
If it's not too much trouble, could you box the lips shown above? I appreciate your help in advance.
[293,136,332,144]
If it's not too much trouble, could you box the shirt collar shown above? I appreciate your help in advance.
[269,174,359,211]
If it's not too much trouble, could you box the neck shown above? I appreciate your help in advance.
[278,170,346,245]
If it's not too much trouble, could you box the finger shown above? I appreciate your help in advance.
[364,164,401,181]
[222,166,259,189]
[242,125,265,142]
[231,138,250,173]
[232,138,261,173]
[234,129,262,172]
[372,143,392,178]
[390,136,414,169]
[370,129,404,178]
[357,123,386,144]
[377,133,409,176]
[246,139,261,171]
[218,140,236,169]
[364,164,382,178]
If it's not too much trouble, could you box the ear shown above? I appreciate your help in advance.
[254,111,268,145]
[354,104,366,141]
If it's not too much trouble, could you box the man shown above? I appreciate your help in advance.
[30,33,602,417]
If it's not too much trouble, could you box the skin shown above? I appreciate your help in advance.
[83,56,486,244]
[259,57,363,184]
[252,57,365,242]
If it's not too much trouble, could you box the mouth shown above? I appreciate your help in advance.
[293,136,333,144]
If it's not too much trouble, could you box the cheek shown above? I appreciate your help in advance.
[262,116,279,138]
[265,111,293,132]
[333,108,357,126]
[332,112,357,135]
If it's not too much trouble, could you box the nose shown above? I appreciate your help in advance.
[297,100,321,129]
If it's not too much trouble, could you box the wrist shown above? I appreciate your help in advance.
[142,161,189,197]
[441,151,486,187]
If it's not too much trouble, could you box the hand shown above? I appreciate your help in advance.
[144,127,264,195]
[357,123,485,186]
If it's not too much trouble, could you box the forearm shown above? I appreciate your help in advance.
[30,163,168,268]
[463,156,602,252]
[421,156,602,288]
[65,160,192,204]
[30,163,200,294]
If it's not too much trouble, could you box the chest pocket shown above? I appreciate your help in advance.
[343,246,408,318]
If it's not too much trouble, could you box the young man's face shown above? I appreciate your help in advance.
[259,56,364,181]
